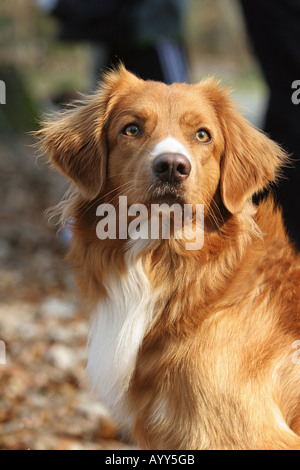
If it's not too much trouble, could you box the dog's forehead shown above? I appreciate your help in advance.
[119,79,169,109]
[119,80,217,123]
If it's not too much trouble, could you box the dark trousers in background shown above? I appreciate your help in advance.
[93,40,189,86]
[240,0,300,249]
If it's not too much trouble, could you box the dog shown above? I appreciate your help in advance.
[38,65,300,450]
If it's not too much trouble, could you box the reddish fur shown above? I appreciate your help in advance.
[37,66,300,450]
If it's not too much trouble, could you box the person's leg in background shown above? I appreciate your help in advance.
[240,0,300,250]
[107,40,189,84]
[93,0,190,85]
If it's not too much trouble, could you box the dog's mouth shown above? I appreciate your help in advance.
[148,182,186,205]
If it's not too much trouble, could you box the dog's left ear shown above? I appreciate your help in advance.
[220,104,289,215]
[220,110,287,214]
[202,80,288,214]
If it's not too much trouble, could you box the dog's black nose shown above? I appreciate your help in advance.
[153,153,191,184]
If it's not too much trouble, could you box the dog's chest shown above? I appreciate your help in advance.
[86,250,154,427]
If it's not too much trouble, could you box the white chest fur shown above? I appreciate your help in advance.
[86,244,154,428]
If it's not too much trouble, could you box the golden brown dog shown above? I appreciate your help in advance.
[38,66,300,450]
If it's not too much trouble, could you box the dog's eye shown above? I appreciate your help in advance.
[121,124,140,137]
[195,129,211,143]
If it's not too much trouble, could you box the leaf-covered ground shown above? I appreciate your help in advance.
[0,136,130,450]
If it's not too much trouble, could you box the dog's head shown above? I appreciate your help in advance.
[39,66,287,216]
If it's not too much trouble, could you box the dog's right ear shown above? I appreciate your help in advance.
[38,97,108,200]
[36,65,138,200]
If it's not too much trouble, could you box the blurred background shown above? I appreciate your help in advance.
[0,0,298,450]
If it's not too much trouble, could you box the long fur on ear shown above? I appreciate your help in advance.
[201,79,288,214]
[38,98,107,200]
[219,110,288,214]
[36,65,139,200]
